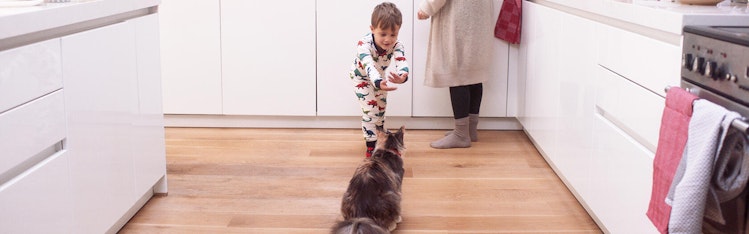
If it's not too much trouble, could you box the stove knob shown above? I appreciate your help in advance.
[704,61,717,78]
[728,74,738,82]
[683,53,693,70]
[693,57,705,74]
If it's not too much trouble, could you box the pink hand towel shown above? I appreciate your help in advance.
[646,87,698,233]
[494,0,522,44]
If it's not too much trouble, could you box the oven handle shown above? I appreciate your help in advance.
[665,85,749,134]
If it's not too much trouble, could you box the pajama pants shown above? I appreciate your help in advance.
[352,76,387,142]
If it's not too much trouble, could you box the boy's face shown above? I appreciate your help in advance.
[370,25,400,51]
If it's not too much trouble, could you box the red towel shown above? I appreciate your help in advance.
[647,87,698,233]
[494,0,522,44]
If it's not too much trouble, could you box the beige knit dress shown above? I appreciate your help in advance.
[419,0,494,88]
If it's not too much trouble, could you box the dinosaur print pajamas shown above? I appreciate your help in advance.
[349,33,409,142]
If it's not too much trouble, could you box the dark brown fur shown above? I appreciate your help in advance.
[332,126,406,233]
[330,217,389,234]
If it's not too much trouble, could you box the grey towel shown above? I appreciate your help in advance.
[667,100,741,234]
[703,127,749,232]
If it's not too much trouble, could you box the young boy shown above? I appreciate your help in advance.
[350,2,409,157]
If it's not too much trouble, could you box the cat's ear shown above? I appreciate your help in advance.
[395,125,405,141]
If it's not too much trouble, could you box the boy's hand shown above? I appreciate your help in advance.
[379,80,397,91]
[388,72,408,84]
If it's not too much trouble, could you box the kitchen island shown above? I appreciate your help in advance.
[518,0,749,233]
[0,1,166,233]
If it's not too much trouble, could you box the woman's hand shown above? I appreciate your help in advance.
[417,10,429,20]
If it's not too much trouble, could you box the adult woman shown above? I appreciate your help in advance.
[418,0,494,149]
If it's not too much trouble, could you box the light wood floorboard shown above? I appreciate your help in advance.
[119,128,601,233]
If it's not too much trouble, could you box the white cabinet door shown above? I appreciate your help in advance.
[0,151,72,233]
[221,0,316,116]
[518,0,598,200]
[550,6,599,204]
[62,21,138,233]
[412,0,509,117]
[316,0,413,116]
[159,0,222,114]
[590,115,658,234]
[517,1,561,157]
[133,14,167,194]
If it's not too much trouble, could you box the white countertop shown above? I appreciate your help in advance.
[0,0,158,41]
[535,0,749,35]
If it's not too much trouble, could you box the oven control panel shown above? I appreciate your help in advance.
[682,31,749,105]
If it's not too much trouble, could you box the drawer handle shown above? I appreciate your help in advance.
[0,140,65,188]
[594,106,655,153]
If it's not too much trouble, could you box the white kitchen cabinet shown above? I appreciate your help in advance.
[316,0,413,116]
[59,14,167,232]
[519,1,664,233]
[159,0,222,114]
[62,20,139,233]
[221,0,316,116]
[0,2,165,233]
[159,0,513,120]
[411,0,509,117]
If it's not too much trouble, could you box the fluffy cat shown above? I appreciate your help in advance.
[332,126,406,233]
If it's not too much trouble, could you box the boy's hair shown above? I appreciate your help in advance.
[371,2,402,31]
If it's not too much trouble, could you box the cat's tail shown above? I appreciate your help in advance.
[330,217,389,234]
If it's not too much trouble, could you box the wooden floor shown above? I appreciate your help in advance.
[119,128,601,233]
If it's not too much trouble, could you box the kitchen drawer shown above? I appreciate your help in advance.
[0,90,66,178]
[0,38,63,113]
[597,23,681,96]
[595,66,664,152]
[587,114,657,233]
[0,150,73,233]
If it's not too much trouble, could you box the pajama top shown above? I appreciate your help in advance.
[349,33,409,89]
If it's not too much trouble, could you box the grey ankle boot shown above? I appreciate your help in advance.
[431,117,471,149]
[444,114,479,142]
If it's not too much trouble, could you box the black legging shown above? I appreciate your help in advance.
[449,83,483,119]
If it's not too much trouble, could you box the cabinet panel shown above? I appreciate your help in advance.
[0,38,62,113]
[159,0,222,114]
[0,151,73,233]
[133,14,167,194]
[518,1,562,156]
[221,0,316,116]
[62,21,138,233]
[412,0,508,117]
[316,0,413,116]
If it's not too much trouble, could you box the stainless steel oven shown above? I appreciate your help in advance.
[679,24,749,233]
[681,25,749,131]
